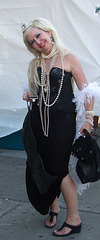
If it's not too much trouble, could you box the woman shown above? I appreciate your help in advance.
[22,18,93,237]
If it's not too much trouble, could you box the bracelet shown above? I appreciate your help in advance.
[85,119,94,126]
[86,115,93,121]
[85,110,94,117]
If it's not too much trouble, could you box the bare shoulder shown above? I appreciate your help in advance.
[64,53,80,63]
[63,53,80,72]
[64,53,88,89]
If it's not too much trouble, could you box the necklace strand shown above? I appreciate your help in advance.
[41,45,58,59]
[41,66,64,107]
[39,53,64,137]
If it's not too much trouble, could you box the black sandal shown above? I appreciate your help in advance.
[53,221,82,236]
[45,211,58,228]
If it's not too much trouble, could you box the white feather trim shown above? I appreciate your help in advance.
[70,82,100,195]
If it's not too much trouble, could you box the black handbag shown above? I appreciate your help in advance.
[71,129,100,184]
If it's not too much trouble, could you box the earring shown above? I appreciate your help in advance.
[49,34,54,44]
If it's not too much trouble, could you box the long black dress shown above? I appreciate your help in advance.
[22,67,76,215]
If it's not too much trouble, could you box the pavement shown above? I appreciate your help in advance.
[0,126,100,240]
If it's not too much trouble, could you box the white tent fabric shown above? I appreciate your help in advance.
[0,0,100,137]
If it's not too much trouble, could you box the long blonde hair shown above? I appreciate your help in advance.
[22,18,71,94]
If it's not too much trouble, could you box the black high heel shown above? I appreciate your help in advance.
[53,221,82,237]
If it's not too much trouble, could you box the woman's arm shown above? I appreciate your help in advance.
[67,53,94,134]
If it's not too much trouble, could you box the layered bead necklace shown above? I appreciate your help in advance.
[39,46,65,137]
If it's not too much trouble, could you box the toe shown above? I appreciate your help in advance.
[53,226,71,236]
[45,216,57,227]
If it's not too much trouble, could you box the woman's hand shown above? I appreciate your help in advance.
[79,122,92,136]
[23,91,32,101]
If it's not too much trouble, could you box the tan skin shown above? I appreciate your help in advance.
[23,28,93,235]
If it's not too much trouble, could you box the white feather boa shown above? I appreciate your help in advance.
[70,82,100,195]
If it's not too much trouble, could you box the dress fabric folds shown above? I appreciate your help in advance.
[22,68,76,215]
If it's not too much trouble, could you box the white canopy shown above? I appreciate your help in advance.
[0,0,100,137]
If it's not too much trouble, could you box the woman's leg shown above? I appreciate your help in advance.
[45,196,60,227]
[54,174,81,235]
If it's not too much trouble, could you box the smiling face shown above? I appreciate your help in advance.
[26,27,53,55]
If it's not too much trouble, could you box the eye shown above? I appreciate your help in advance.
[29,33,41,46]
[36,33,41,38]
[29,40,35,45]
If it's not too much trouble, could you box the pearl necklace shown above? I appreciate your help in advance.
[41,63,64,107]
[39,52,65,137]
[41,45,58,59]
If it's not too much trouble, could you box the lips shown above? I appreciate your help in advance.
[40,41,46,48]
